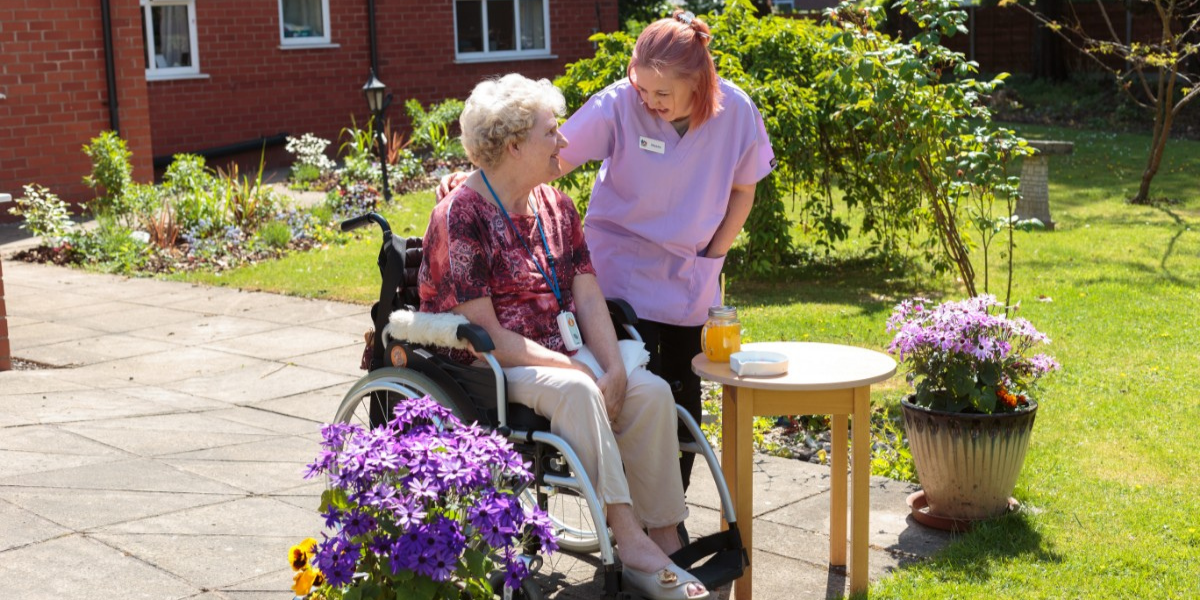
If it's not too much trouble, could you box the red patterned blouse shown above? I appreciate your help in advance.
[418,183,595,362]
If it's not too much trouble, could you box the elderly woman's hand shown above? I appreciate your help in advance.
[596,370,628,431]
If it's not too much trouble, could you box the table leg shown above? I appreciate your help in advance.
[849,385,871,594]
[734,386,754,600]
[721,385,737,533]
[830,411,848,566]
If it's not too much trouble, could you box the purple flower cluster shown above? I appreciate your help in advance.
[887,295,1060,413]
[304,396,557,596]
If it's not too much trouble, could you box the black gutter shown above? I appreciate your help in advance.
[152,133,290,168]
[100,0,119,132]
[367,0,379,75]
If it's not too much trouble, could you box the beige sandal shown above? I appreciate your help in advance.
[622,563,710,600]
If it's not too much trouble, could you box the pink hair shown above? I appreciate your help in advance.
[628,10,723,128]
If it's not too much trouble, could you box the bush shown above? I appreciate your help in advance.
[82,131,134,219]
[7,184,75,242]
[253,220,294,250]
[405,98,465,155]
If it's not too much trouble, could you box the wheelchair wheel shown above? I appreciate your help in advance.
[487,572,544,600]
[334,367,466,429]
[521,487,610,554]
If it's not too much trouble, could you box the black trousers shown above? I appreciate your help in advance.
[634,319,703,492]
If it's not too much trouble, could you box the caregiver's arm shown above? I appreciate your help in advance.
[702,182,756,259]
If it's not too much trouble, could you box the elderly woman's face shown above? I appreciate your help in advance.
[631,65,695,123]
[520,107,569,181]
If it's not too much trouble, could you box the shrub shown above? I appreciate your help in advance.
[82,131,134,218]
[7,184,75,242]
[253,220,293,250]
[405,98,465,154]
[286,133,337,174]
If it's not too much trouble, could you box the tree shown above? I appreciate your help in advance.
[1006,0,1200,204]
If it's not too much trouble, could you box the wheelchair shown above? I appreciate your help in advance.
[333,212,747,599]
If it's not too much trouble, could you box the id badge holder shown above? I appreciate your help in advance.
[557,311,583,351]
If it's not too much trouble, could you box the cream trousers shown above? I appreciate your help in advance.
[504,361,688,528]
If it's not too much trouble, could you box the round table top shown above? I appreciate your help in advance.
[692,341,897,391]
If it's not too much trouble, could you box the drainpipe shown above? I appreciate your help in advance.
[100,0,120,132]
[367,0,379,75]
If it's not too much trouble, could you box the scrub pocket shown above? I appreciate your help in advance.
[689,254,727,322]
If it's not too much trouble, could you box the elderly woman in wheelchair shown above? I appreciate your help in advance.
[337,73,746,600]
[419,74,707,600]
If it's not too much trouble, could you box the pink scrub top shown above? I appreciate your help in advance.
[559,78,775,326]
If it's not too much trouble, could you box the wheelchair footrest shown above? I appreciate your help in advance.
[668,525,748,590]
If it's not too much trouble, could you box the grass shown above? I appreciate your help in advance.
[174,124,1200,598]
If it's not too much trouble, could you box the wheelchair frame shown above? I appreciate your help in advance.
[334,212,747,599]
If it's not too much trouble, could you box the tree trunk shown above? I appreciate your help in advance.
[1132,71,1177,205]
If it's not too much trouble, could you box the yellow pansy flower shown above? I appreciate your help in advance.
[289,537,319,571]
[292,566,325,596]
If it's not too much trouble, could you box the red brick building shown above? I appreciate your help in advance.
[0,0,618,222]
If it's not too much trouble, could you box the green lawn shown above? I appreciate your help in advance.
[177,124,1200,598]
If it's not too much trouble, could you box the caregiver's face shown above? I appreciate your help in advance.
[631,65,695,123]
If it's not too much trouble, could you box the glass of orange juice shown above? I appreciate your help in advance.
[701,306,742,362]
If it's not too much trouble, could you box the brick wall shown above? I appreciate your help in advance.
[145,0,619,175]
[941,2,1174,76]
[0,0,153,223]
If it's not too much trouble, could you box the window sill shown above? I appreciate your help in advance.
[453,53,557,64]
[279,42,340,50]
[146,72,211,82]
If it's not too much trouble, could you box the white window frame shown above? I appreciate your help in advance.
[453,0,553,62]
[141,0,201,80]
[278,0,333,48]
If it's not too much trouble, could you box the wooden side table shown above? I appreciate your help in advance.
[692,342,896,599]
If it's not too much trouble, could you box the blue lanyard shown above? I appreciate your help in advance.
[480,171,565,310]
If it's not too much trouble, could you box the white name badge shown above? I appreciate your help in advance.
[638,136,666,154]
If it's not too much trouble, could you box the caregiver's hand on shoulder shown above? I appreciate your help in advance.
[436,172,470,202]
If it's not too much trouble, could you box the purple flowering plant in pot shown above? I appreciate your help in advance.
[886,295,1060,525]
[296,395,557,600]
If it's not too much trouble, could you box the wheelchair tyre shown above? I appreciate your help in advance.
[487,572,544,600]
[334,368,466,429]
[520,485,610,554]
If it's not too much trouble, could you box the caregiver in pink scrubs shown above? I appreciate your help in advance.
[557,10,776,492]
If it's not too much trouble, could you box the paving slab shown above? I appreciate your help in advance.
[7,320,109,351]
[165,458,313,494]
[13,331,181,367]
[0,535,202,600]
[201,405,330,435]
[0,425,128,456]
[248,385,353,424]
[0,499,71,551]
[200,325,359,361]
[0,487,240,531]
[126,314,283,347]
[274,342,363,375]
[0,457,246,494]
[164,361,357,404]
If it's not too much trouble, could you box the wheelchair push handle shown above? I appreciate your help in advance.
[340,212,391,234]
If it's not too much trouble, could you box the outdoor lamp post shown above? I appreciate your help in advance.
[362,69,393,202]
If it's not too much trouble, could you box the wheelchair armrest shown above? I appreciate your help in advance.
[606,298,638,328]
[456,323,496,353]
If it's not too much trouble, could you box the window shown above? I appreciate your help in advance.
[454,0,550,60]
[140,0,199,79]
[773,0,795,14]
[279,0,332,46]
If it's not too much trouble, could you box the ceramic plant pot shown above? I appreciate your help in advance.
[901,397,1038,522]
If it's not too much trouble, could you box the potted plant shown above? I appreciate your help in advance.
[887,295,1060,527]
[292,395,558,600]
